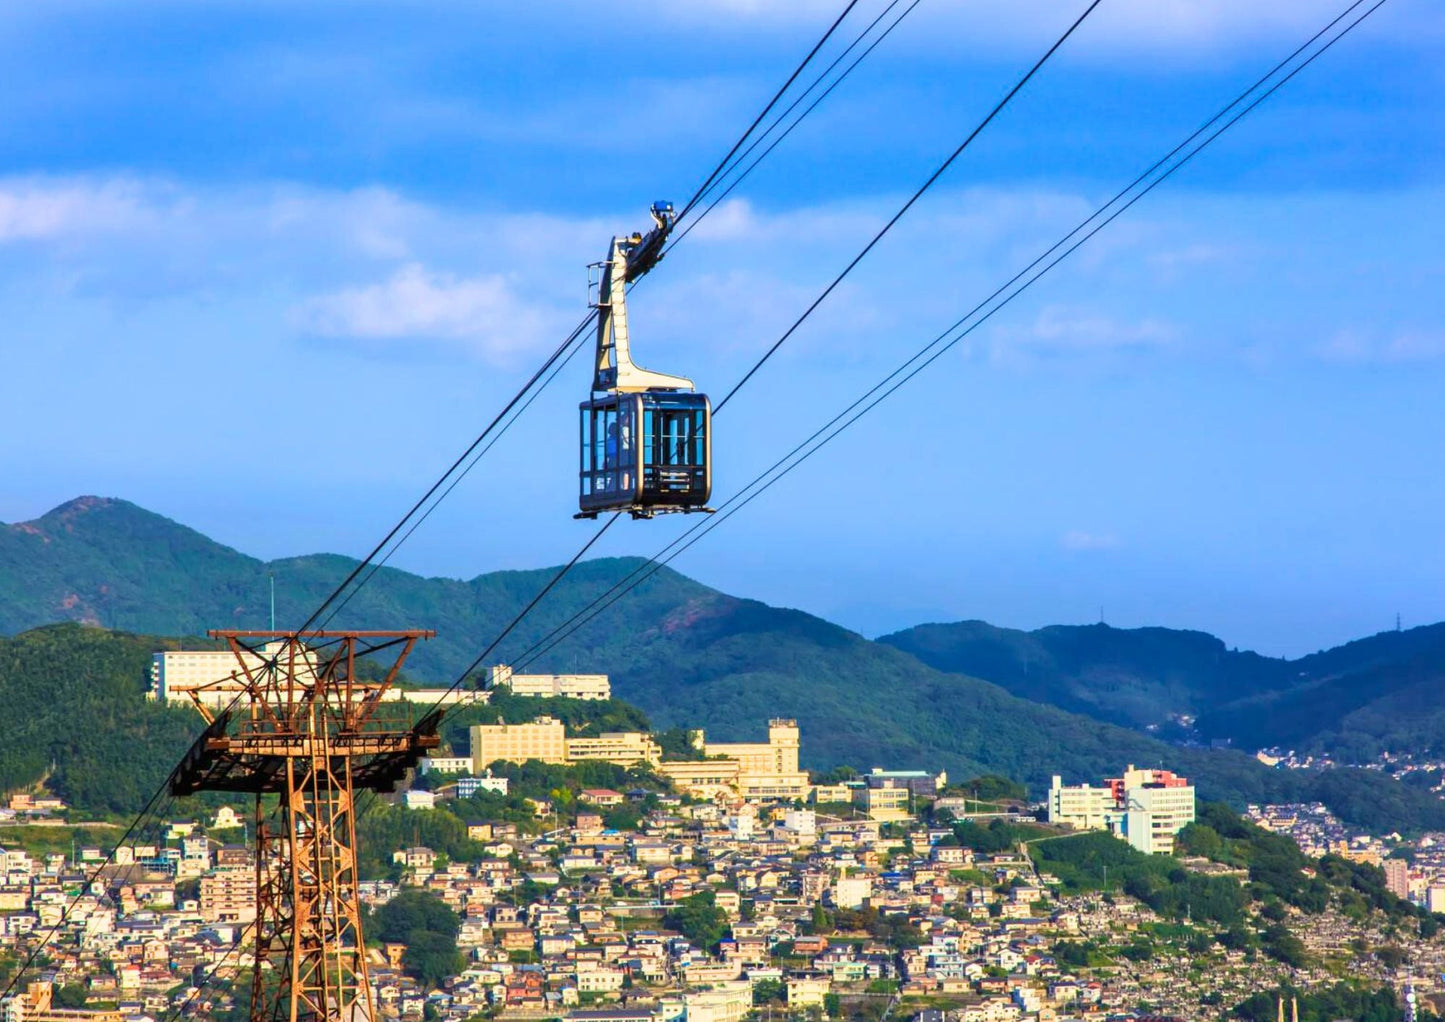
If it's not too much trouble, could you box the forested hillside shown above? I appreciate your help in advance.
[881,617,1445,759]
[5,497,1445,831]
[0,624,198,813]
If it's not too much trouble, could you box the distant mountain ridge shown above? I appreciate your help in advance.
[879,618,1445,760]
[4,495,1445,833]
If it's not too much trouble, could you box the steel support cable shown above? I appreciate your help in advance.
[314,328,594,633]
[714,0,1105,412]
[510,0,1388,671]
[297,0,868,636]
[141,5,1395,1014]
[670,0,927,250]
[684,0,915,215]
[432,0,1101,691]
[293,308,600,636]
[156,919,257,1022]
[505,0,1109,666]
[420,512,623,720]
[678,0,865,221]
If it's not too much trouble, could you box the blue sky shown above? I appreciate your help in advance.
[2,0,1442,657]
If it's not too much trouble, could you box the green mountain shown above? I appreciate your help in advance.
[0,624,199,814]
[879,618,1445,760]
[4,496,1444,833]
[876,619,1291,732]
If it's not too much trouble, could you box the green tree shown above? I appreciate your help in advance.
[372,890,464,990]
[53,985,88,1009]
[753,979,785,1006]
[663,891,730,951]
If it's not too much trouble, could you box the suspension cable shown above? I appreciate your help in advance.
[714,0,1105,412]
[506,0,1390,673]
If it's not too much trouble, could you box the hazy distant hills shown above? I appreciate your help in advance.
[5,496,1445,832]
[877,620,1289,732]
[879,619,1445,760]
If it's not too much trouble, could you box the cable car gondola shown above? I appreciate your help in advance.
[577,202,713,520]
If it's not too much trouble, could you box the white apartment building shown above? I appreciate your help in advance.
[152,646,484,709]
[485,664,611,701]
[1049,766,1195,855]
[1047,777,1116,830]
[418,756,473,775]
[1120,783,1196,855]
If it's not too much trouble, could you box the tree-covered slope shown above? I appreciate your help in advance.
[0,496,717,681]
[880,617,1445,759]
[5,496,1445,831]
[1195,633,1445,759]
[0,619,1442,834]
[0,624,199,813]
[876,619,1292,731]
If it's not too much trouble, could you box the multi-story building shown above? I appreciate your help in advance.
[456,775,510,798]
[656,759,743,800]
[470,718,567,770]
[1049,764,1196,855]
[856,782,910,821]
[865,768,947,797]
[199,869,256,924]
[1047,777,1117,830]
[485,664,611,701]
[467,719,658,769]
[152,645,483,709]
[1385,858,1410,899]
[702,720,812,801]
[564,732,662,766]
[1120,781,1196,855]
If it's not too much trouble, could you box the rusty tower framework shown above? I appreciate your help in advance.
[172,630,441,1022]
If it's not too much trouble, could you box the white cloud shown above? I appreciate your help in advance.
[1061,530,1120,551]
[0,178,159,241]
[296,263,556,363]
[987,306,1177,364]
[2,174,1440,381]
[1317,328,1445,365]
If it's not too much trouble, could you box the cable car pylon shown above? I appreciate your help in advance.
[578,202,714,519]
[170,630,440,1022]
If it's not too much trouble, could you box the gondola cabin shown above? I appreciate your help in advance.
[579,391,711,518]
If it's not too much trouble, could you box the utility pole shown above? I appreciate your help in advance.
[172,629,440,1022]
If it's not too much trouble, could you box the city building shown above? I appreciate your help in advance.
[1049,764,1196,855]
[856,782,910,821]
[866,768,947,797]
[832,872,872,909]
[698,720,812,801]
[152,645,483,709]
[1047,777,1117,830]
[786,974,832,1008]
[199,869,256,924]
[418,756,473,775]
[564,732,662,766]
[470,718,568,771]
[1386,858,1411,899]
[656,759,743,800]
[485,664,611,701]
[1120,780,1197,855]
[456,774,510,798]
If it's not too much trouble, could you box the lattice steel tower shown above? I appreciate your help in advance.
[172,630,441,1022]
